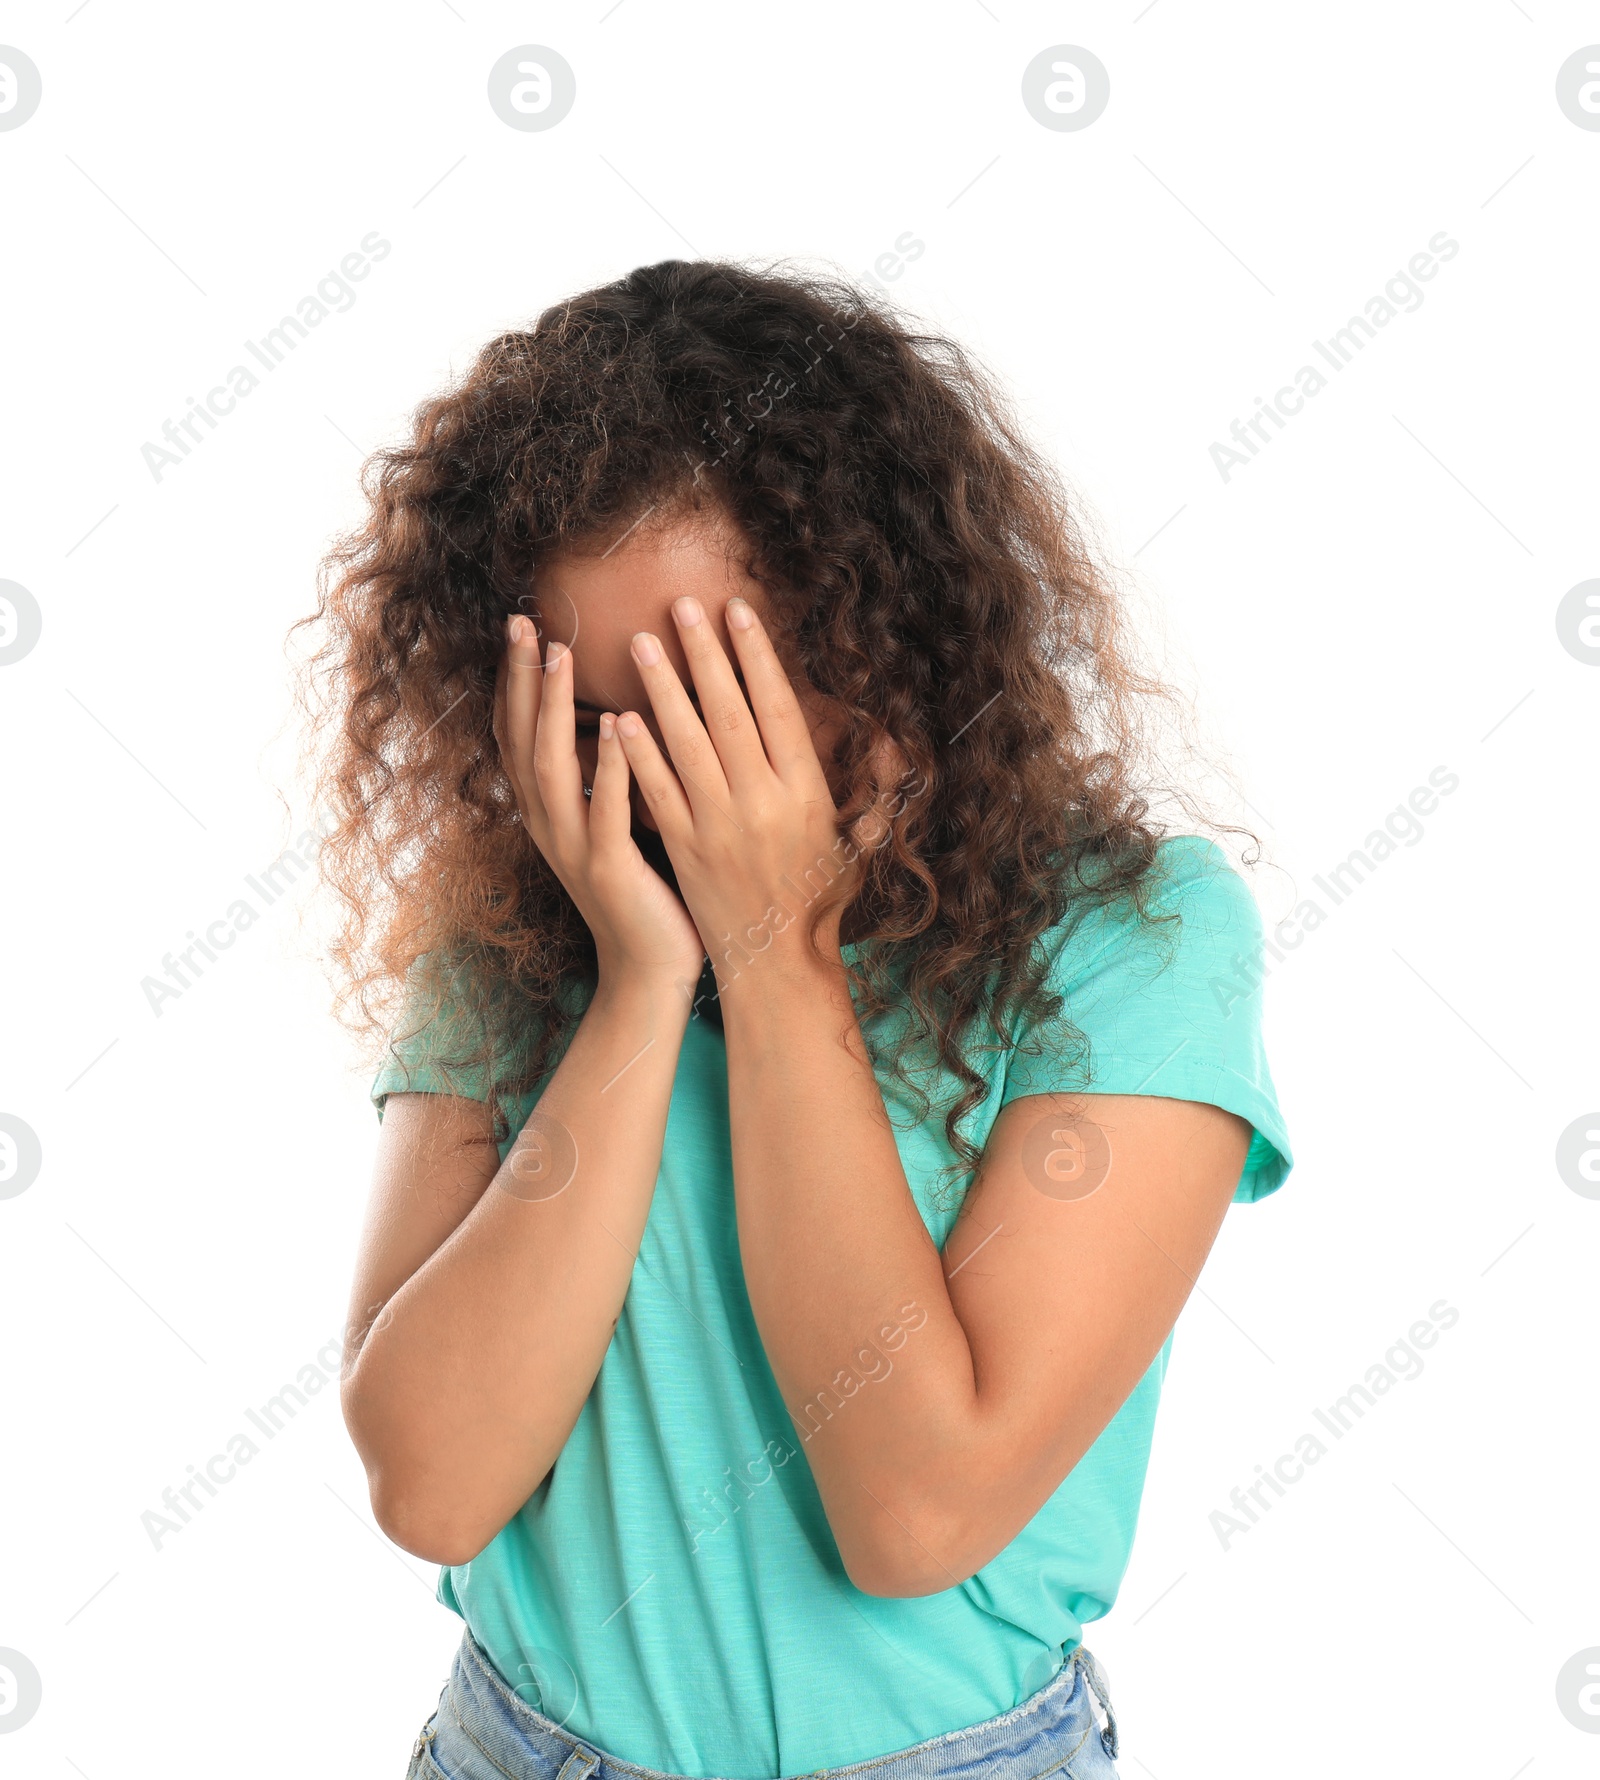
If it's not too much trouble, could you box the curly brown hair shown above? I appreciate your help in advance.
[299,258,1216,1172]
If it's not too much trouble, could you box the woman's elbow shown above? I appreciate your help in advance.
[367,1475,494,1568]
[838,1504,985,1599]
[341,1380,556,1565]
[846,1555,967,1598]
[343,1410,502,1566]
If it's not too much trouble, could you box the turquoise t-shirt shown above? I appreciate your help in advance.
[371,835,1292,1778]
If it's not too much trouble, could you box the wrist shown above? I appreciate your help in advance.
[704,897,843,979]
[590,958,700,1026]
[714,923,850,1017]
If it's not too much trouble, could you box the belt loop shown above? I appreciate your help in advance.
[554,1748,599,1780]
[1076,1648,1119,1760]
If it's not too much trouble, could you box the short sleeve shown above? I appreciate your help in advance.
[369,961,584,1129]
[369,962,495,1121]
[1000,836,1293,1203]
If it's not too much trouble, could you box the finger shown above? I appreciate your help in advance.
[614,709,694,842]
[587,712,633,857]
[533,639,588,850]
[629,630,734,823]
[723,597,831,794]
[502,616,551,840]
[493,652,509,758]
[669,595,769,794]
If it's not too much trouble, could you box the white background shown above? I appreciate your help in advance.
[2,4,1597,1776]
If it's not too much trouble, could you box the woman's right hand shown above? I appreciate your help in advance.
[494,616,706,990]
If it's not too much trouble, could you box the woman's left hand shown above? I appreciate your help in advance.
[612,595,867,985]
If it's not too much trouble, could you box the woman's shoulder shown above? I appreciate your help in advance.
[1144,833,1262,937]
[1045,832,1260,972]
[1014,833,1292,1195]
[1145,832,1251,903]
[370,957,587,1118]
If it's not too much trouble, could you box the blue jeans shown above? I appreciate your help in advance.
[405,1630,1121,1780]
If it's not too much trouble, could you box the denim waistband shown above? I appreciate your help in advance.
[410,1628,1119,1780]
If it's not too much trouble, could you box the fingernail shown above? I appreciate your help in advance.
[546,640,568,667]
[510,615,533,644]
[631,632,661,666]
[617,713,642,738]
[673,596,703,627]
[599,712,616,739]
[725,597,753,631]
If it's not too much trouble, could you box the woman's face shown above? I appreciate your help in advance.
[531,508,841,834]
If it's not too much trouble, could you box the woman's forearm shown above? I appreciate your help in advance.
[719,943,985,1590]
[723,945,1245,1601]
[343,972,691,1563]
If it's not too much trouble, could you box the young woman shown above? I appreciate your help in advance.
[308,259,1292,1780]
